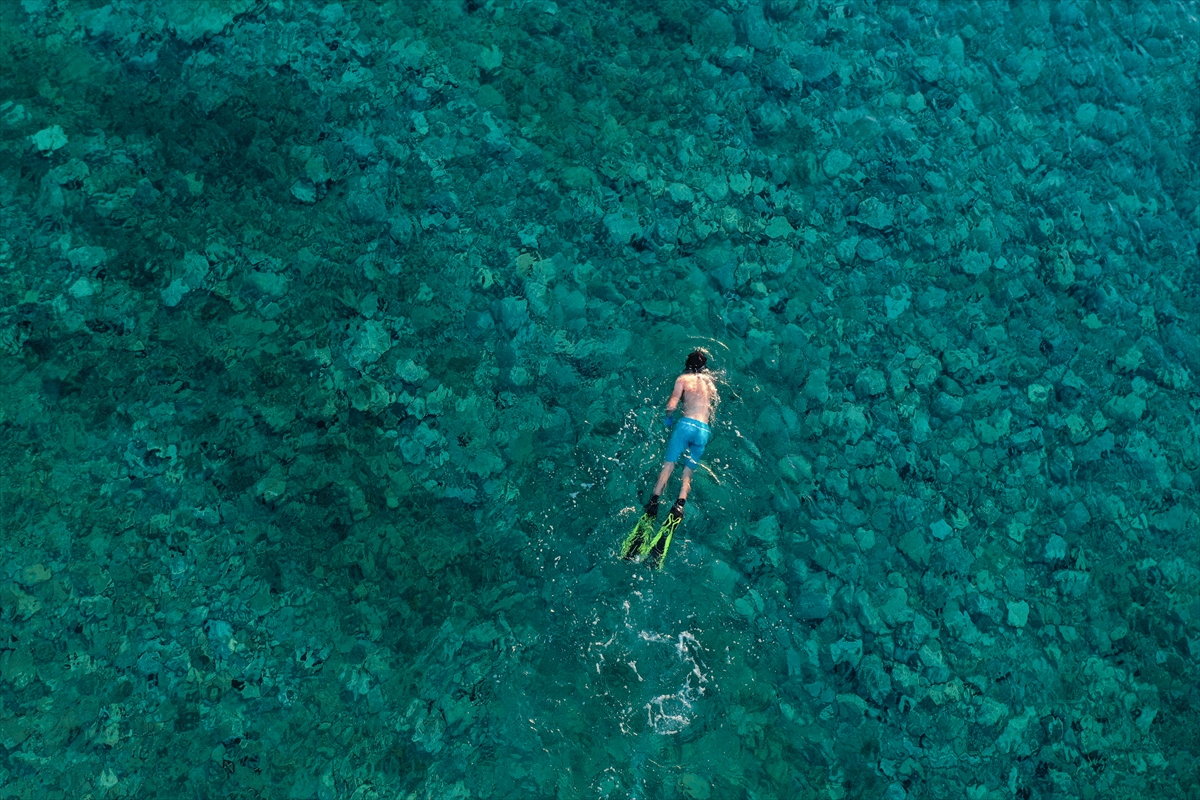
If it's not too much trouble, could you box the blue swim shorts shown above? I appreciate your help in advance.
[664,417,711,470]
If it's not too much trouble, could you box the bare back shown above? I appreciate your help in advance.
[668,372,718,425]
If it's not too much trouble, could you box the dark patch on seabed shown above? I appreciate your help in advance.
[1,0,1198,798]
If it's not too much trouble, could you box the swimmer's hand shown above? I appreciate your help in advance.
[664,412,675,429]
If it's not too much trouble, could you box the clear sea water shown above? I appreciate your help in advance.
[2,1,1198,798]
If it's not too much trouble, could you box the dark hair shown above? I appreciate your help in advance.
[685,349,709,373]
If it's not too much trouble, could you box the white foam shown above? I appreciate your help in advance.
[638,631,708,735]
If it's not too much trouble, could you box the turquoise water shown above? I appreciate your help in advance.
[2,1,1199,797]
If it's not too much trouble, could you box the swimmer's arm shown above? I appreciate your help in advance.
[665,376,685,413]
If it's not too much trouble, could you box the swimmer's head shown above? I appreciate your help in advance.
[685,349,709,373]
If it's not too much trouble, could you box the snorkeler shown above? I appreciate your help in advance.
[621,349,718,570]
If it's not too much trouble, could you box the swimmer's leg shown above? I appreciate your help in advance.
[673,428,706,507]
[652,461,675,497]
[677,466,695,502]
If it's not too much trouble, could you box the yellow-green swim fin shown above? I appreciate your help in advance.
[644,507,683,571]
[620,513,656,560]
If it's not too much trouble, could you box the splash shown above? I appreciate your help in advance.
[638,631,708,735]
